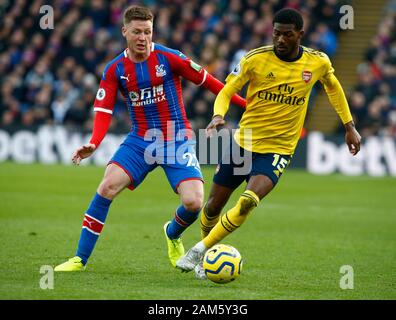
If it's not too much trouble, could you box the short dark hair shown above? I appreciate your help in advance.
[273,8,303,31]
[123,5,154,25]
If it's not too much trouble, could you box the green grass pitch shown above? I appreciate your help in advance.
[0,162,395,300]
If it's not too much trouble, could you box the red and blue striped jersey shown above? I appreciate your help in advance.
[93,43,209,140]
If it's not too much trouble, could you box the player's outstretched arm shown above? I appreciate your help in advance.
[72,143,97,165]
[206,115,226,138]
[344,121,361,156]
[71,111,112,165]
[322,72,361,156]
[201,73,246,109]
[205,84,237,137]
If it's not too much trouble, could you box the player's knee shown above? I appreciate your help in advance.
[182,193,203,213]
[183,199,203,213]
[97,179,121,200]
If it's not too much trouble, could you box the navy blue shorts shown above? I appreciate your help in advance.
[213,138,291,190]
[109,133,203,193]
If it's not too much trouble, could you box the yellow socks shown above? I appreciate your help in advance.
[200,203,220,239]
[203,190,259,249]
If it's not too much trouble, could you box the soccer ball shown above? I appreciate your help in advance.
[203,244,243,284]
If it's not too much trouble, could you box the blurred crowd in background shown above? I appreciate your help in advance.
[348,2,396,137]
[0,0,395,137]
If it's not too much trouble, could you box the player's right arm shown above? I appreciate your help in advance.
[319,54,361,155]
[72,63,118,165]
[206,57,250,137]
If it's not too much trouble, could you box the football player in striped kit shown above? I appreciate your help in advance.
[54,5,245,271]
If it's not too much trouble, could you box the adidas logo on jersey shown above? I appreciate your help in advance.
[265,72,276,81]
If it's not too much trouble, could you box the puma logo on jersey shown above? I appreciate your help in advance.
[120,75,130,82]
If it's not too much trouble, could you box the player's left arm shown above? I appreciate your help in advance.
[320,56,361,155]
[167,52,246,109]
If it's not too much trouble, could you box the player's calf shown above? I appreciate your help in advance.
[166,205,201,240]
[200,203,220,239]
[202,190,260,249]
[237,191,259,216]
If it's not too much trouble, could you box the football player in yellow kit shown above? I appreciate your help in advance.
[176,8,361,277]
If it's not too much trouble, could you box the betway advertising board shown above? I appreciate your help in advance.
[0,126,395,177]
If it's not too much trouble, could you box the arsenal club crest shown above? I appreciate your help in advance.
[302,70,312,83]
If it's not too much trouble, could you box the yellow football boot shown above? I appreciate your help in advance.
[163,221,185,267]
[54,256,85,272]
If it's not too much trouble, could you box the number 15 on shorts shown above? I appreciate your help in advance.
[272,154,290,174]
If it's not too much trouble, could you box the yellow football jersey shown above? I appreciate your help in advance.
[215,45,352,155]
